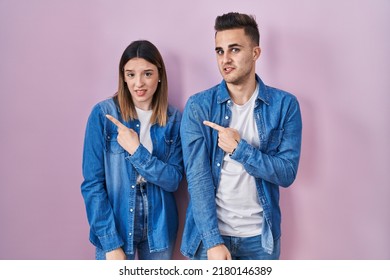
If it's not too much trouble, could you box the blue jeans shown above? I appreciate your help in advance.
[96,184,174,260]
[193,235,280,260]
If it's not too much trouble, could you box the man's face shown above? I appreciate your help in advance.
[215,28,260,85]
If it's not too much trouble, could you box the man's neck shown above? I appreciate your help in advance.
[226,76,257,105]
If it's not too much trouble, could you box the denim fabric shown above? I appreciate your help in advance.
[95,184,174,260]
[193,235,280,260]
[81,98,183,256]
[180,76,302,258]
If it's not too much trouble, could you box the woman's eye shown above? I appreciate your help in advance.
[145,72,152,77]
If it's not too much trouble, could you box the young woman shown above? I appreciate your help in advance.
[81,40,183,260]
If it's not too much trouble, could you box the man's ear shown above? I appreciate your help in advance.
[253,46,261,61]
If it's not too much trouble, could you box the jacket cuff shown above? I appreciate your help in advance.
[201,229,224,250]
[230,139,250,162]
[125,144,149,167]
[98,232,124,252]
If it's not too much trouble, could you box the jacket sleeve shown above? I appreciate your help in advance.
[126,111,184,192]
[80,104,124,251]
[181,97,224,250]
[231,97,302,187]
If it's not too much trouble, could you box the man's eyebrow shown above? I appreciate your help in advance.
[228,43,243,48]
[215,44,243,51]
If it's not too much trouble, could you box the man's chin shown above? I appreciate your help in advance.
[223,77,240,85]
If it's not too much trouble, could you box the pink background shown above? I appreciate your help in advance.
[0,0,389,259]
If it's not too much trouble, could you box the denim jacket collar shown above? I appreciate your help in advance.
[216,75,270,106]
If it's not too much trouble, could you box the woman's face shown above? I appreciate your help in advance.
[123,58,159,110]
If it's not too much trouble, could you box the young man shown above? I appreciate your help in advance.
[180,12,302,260]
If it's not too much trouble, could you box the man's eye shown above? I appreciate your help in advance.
[232,48,240,53]
[216,50,224,55]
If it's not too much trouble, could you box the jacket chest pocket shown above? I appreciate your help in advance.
[266,129,284,155]
[106,133,125,154]
[163,134,178,159]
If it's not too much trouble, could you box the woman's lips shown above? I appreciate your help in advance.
[135,90,147,96]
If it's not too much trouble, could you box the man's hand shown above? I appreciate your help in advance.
[207,244,232,260]
[106,248,126,260]
[203,120,240,154]
[106,114,140,155]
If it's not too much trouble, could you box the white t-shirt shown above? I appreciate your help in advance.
[216,83,263,237]
[135,107,153,184]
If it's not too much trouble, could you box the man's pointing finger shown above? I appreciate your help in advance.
[203,120,225,132]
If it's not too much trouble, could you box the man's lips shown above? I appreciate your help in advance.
[223,66,235,74]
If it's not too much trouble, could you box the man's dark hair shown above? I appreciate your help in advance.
[214,12,260,46]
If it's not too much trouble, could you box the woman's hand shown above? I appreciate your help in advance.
[106,114,140,155]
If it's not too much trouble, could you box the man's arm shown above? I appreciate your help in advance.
[181,97,225,251]
[204,97,302,187]
[232,97,302,187]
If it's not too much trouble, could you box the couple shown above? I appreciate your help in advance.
[81,12,302,260]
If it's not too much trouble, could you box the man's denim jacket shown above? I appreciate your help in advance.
[180,75,302,258]
[81,98,183,255]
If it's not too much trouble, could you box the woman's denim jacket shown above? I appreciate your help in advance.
[81,98,183,255]
[180,76,302,258]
